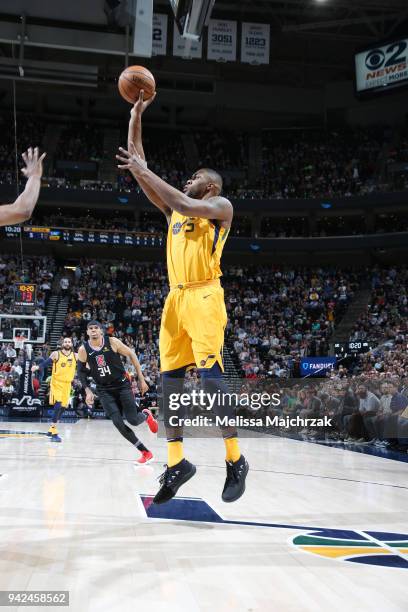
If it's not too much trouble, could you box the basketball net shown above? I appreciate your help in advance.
[14,336,26,352]
[14,337,33,360]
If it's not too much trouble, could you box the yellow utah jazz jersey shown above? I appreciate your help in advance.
[52,350,76,384]
[167,211,229,286]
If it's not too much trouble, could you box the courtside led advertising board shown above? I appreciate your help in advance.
[355,37,408,96]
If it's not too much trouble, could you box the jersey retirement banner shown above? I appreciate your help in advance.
[241,22,270,65]
[172,24,203,59]
[207,19,237,62]
[152,14,168,56]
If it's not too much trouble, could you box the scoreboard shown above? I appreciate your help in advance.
[334,342,371,358]
[14,284,37,307]
[3,226,164,248]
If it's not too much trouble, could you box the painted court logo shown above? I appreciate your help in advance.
[292,529,408,569]
[141,495,408,570]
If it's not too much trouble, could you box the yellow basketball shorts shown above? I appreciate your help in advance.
[49,380,72,408]
[159,281,227,373]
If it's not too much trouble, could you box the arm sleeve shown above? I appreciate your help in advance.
[77,360,90,389]
[38,357,53,374]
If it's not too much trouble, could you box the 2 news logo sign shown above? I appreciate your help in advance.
[364,40,407,73]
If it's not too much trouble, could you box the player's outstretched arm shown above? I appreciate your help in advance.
[125,92,171,221]
[110,337,149,395]
[116,146,232,223]
[127,89,156,161]
[0,148,46,227]
[120,143,172,222]
[31,351,58,373]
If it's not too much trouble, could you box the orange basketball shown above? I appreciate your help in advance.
[118,65,156,104]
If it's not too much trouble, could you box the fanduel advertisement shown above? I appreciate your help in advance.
[300,357,336,378]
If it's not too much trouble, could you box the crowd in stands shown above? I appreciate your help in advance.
[375,213,408,234]
[0,114,46,184]
[349,267,408,351]
[260,217,310,238]
[0,255,55,316]
[194,130,247,173]
[55,123,103,164]
[385,128,408,191]
[1,114,406,200]
[0,253,406,451]
[225,266,360,378]
[256,127,387,200]
[235,376,408,450]
[0,343,23,406]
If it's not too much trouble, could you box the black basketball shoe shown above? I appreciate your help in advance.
[222,455,249,503]
[153,459,197,505]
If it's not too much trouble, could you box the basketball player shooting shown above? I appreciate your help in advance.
[76,321,158,464]
[32,337,77,443]
[0,147,46,226]
[116,90,249,504]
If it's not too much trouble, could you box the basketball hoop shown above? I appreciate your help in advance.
[14,335,26,351]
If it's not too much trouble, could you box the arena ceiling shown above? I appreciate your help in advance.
[0,1,407,40]
[0,1,407,97]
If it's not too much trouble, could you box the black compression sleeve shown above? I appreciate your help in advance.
[77,360,90,389]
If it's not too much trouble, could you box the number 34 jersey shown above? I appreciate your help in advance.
[83,336,128,389]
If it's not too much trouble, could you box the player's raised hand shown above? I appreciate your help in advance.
[131,89,156,119]
[21,147,46,179]
[116,142,147,173]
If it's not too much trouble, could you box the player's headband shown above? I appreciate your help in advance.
[87,320,103,329]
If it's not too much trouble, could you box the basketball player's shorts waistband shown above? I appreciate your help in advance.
[169,278,221,291]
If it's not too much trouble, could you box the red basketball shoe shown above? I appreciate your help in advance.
[143,409,158,434]
[136,450,154,465]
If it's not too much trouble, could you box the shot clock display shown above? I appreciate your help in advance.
[334,341,371,358]
[14,283,37,307]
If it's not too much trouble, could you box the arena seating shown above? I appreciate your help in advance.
[0,116,406,199]
[0,253,406,448]
[257,127,388,199]
[349,267,408,350]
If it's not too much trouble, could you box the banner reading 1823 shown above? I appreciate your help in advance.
[152,14,168,56]
[207,20,237,62]
[241,23,270,65]
[355,38,408,93]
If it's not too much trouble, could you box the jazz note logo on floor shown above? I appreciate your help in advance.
[140,495,408,570]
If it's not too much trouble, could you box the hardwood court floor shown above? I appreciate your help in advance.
[0,419,407,612]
